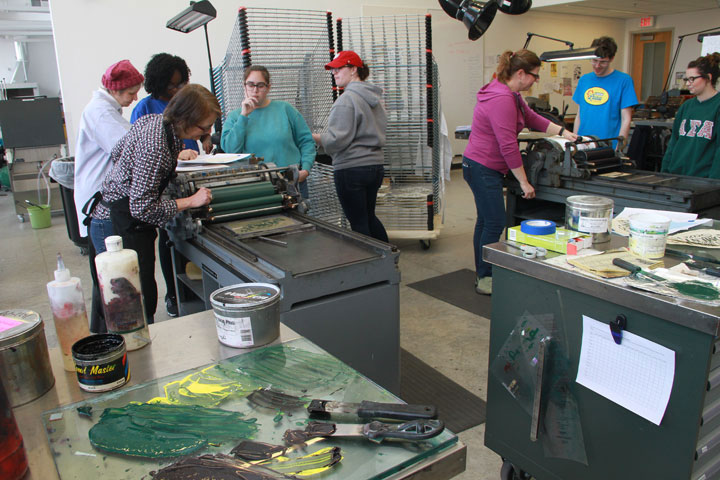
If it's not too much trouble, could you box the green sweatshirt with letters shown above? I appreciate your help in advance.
[661,92,720,179]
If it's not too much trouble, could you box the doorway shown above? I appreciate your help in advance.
[631,30,672,103]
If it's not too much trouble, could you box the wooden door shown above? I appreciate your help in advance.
[631,31,672,102]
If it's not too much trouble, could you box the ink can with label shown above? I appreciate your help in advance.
[71,334,129,393]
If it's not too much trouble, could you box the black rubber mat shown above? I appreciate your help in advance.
[407,269,492,319]
[400,348,487,434]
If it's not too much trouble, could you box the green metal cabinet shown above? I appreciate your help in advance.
[484,240,720,480]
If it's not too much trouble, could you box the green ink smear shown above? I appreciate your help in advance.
[273,412,284,423]
[148,346,355,407]
[89,403,258,458]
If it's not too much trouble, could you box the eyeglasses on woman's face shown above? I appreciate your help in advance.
[330,65,351,74]
[525,71,540,81]
[244,81,268,90]
[167,81,187,92]
[683,75,705,84]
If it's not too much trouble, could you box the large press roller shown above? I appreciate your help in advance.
[166,160,402,393]
[168,161,307,238]
[506,133,720,227]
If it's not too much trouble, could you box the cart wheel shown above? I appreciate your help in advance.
[500,460,531,480]
[420,239,431,250]
[17,214,25,223]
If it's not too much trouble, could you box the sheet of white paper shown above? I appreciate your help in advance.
[175,164,231,172]
[576,315,675,425]
[615,207,712,234]
[178,153,251,165]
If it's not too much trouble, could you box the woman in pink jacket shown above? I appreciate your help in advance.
[464,49,577,295]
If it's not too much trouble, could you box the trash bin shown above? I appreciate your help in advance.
[49,157,88,254]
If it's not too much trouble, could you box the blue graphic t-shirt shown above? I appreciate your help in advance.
[131,96,199,151]
[572,70,638,141]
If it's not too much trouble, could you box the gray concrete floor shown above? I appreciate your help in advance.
[0,167,502,479]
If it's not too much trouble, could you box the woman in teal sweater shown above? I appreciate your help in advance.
[662,53,720,179]
[221,65,316,198]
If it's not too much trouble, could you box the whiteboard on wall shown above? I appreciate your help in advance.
[701,34,720,55]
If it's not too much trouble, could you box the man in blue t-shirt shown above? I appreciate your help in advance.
[572,37,638,148]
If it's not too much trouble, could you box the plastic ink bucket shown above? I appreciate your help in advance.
[71,334,129,392]
[0,309,55,407]
[628,213,671,259]
[565,195,614,244]
[27,204,51,229]
[210,283,281,348]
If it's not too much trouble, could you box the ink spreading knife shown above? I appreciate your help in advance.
[247,387,437,421]
[283,419,445,445]
[307,399,437,421]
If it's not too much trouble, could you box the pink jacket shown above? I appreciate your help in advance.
[463,79,550,174]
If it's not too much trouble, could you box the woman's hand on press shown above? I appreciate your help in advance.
[520,181,535,200]
[298,169,309,183]
[190,187,213,207]
[241,97,259,116]
[311,133,322,145]
[562,129,578,142]
[178,149,198,161]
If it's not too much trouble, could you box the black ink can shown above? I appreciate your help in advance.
[71,334,129,392]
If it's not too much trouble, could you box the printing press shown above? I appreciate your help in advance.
[166,160,401,393]
[506,134,720,226]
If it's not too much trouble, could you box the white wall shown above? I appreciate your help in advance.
[26,40,61,96]
[50,0,625,155]
[625,9,720,91]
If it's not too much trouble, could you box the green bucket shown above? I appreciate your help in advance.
[27,204,51,229]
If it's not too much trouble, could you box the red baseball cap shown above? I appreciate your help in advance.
[325,51,363,70]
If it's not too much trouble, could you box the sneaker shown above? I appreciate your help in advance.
[475,276,492,295]
[165,297,179,317]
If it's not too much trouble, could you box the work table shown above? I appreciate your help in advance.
[15,311,465,480]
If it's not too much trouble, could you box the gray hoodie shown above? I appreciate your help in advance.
[320,81,386,171]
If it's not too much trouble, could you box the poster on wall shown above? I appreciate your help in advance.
[701,34,720,56]
[563,78,572,96]
[550,63,558,77]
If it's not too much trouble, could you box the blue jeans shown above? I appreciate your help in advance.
[89,218,115,254]
[463,157,506,278]
[334,164,388,242]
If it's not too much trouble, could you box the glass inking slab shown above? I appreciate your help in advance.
[43,338,457,479]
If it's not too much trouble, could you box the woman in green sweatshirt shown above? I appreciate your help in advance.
[221,65,316,199]
[662,53,720,179]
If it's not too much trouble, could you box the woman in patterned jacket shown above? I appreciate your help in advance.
[89,84,220,323]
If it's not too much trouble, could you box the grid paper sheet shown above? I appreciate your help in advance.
[576,315,675,425]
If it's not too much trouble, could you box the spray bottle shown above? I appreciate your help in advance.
[46,253,91,371]
[95,236,151,351]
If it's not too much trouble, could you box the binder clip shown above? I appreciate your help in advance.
[610,314,627,345]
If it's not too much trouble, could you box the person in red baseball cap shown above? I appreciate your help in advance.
[312,51,389,243]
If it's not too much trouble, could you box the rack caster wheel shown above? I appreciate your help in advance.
[501,460,531,480]
[419,239,431,250]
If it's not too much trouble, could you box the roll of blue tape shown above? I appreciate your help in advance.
[521,219,557,236]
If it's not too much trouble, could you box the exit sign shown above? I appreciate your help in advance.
[640,16,655,27]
